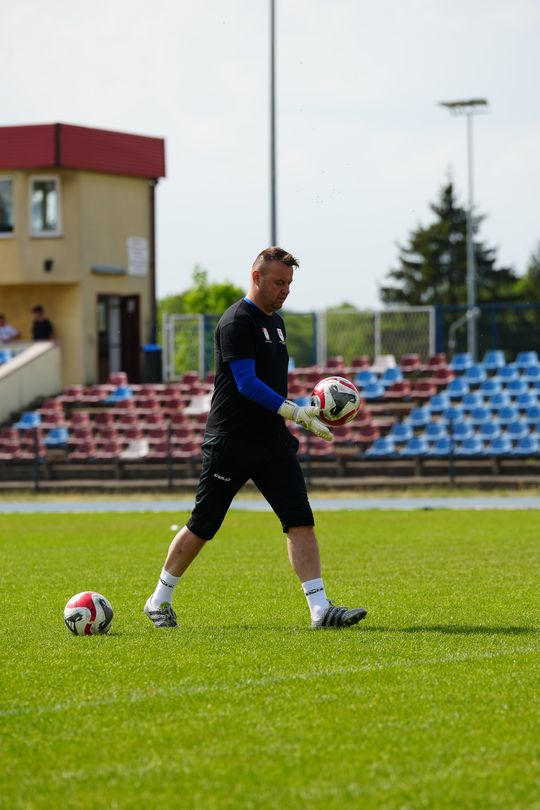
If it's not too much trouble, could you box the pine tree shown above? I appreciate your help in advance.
[380,182,518,306]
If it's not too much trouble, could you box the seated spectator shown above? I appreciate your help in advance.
[0,313,20,343]
[31,305,55,340]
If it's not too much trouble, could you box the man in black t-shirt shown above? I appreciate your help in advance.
[31,305,55,340]
[145,247,367,630]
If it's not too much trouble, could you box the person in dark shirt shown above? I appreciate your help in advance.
[145,247,367,630]
[31,305,55,340]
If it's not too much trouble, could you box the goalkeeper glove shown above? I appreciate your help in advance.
[278,399,333,442]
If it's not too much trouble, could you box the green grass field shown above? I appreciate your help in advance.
[1,509,539,809]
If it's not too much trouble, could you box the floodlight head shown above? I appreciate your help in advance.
[439,98,489,115]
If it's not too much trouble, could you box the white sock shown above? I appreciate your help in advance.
[151,567,180,607]
[302,577,329,621]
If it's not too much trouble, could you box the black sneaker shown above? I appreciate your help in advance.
[312,601,367,628]
[144,598,178,628]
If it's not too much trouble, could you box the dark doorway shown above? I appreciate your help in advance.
[97,294,141,383]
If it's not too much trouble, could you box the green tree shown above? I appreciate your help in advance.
[380,182,519,306]
[159,265,244,319]
[517,243,540,302]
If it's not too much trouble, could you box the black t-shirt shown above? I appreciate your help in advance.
[205,298,289,437]
[32,318,54,340]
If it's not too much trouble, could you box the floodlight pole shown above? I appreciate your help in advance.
[439,98,489,361]
[270,0,277,245]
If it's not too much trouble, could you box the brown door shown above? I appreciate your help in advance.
[120,295,140,383]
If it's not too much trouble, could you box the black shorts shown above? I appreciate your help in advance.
[186,430,314,540]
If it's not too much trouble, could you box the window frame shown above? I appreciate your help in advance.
[0,175,14,239]
[28,174,62,238]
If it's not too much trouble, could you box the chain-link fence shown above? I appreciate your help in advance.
[162,307,435,380]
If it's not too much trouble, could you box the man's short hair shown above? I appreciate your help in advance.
[31,305,44,314]
[252,247,299,273]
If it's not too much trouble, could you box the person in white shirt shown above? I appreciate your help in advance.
[0,314,20,343]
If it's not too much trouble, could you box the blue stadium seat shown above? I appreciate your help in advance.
[511,436,540,456]
[478,422,501,441]
[487,392,511,411]
[481,350,506,373]
[451,421,473,441]
[365,437,396,457]
[105,385,133,403]
[484,435,512,455]
[505,421,529,442]
[354,369,377,388]
[522,365,540,384]
[424,422,448,441]
[441,405,466,426]
[515,392,538,410]
[462,391,485,412]
[497,405,519,426]
[44,427,69,446]
[449,352,473,373]
[0,349,13,364]
[427,436,452,456]
[469,406,491,426]
[498,363,520,384]
[506,379,530,397]
[523,404,540,425]
[400,436,429,456]
[479,379,502,397]
[389,422,413,443]
[515,351,539,369]
[380,367,403,387]
[446,378,470,400]
[454,436,485,456]
[362,382,385,400]
[428,392,451,413]
[463,364,487,387]
[407,406,431,429]
[14,411,42,429]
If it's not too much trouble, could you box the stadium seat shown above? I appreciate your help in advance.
[365,437,396,457]
[383,381,411,400]
[515,392,538,410]
[68,441,97,460]
[497,405,519,426]
[468,406,491,426]
[372,354,396,373]
[522,365,540,384]
[463,364,487,387]
[428,367,455,388]
[446,378,470,400]
[486,392,511,411]
[505,421,529,442]
[506,379,530,397]
[523,404,540,425]
[380,367,403,387]
[477,422,501,442]
[441,405,466,426]
[400,436,429,456]
[355,424,380,445]
[451,421,474,441]
[0,348,14,364]
[105,385,133,403]
[498,364,520,384]
[428,392,451,413]
[400,354,421,374]
[44,427,69,447]
[424,422,448,441]
[407,406,431,429]
[450,352,473,373]
[515,351,539,369]
[484,435,512,455]
[462,392,485,412]
[14,411,41,429]
[409,380,437,401]
[454,436,485,456]
[479,379,502,397]
[325,355,345,371]
[423,353,447,372]
[354,369,377,388]
[426,436,452,456]
[108,371,129,386]
[511,436,540,456]
[349,356,371,371]
[388,422,413,443]
[481,350,506,373]
[362,382,385,400]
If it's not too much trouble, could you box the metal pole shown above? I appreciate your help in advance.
[270,0,277,245]
[466,114,477,361]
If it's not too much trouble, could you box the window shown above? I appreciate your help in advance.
[29,176,61,236]
[0,178,14,236]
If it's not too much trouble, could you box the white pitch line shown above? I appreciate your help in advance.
[1,646,537,720]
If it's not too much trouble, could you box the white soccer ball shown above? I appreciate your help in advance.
[64,591,114,636]
[311,376,361,427]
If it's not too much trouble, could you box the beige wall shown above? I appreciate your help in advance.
[0,168,154,387]
[0,342,61,423]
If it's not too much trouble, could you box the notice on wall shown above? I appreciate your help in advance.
[127,237,149,277]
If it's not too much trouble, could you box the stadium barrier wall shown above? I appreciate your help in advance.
[0,342,61,423]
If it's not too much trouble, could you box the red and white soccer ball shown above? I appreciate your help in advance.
[311,376,361,427]
[64,591,114,636]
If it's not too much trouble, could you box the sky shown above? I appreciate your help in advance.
[3,0,540,311]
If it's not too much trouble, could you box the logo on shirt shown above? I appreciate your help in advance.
[262,327,271,343]
[276,328,285,344]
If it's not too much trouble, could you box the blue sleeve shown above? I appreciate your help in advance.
[230,358,285,413]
